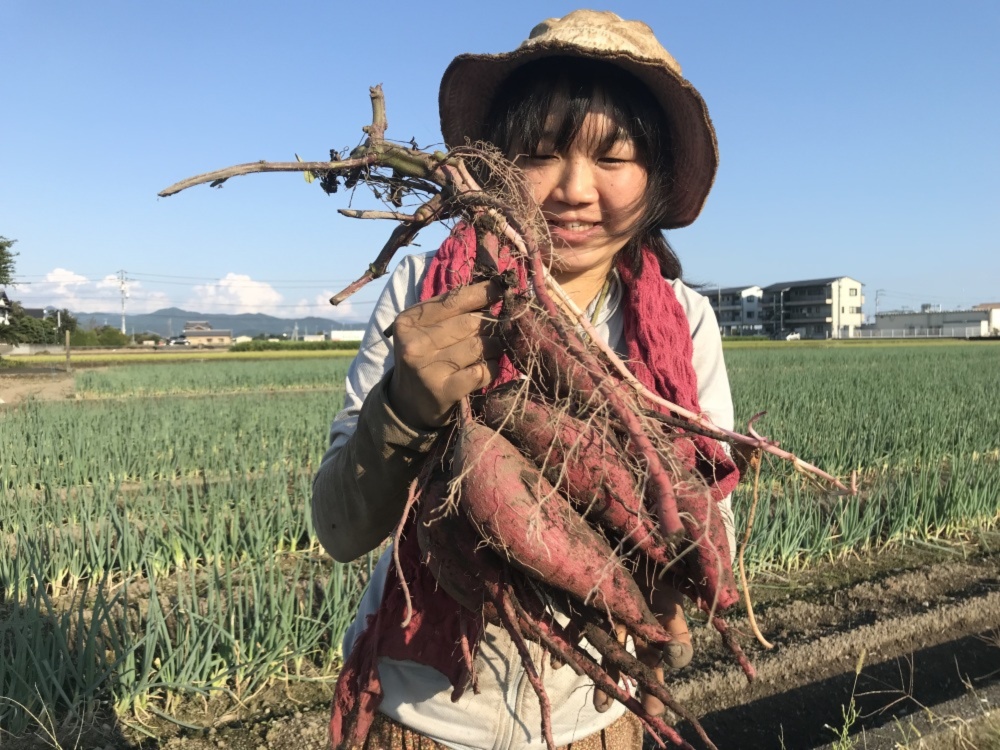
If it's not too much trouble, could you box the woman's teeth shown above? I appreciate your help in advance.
[552,221,595,231]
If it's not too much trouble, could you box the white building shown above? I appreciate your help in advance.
[706,286,763,335]
[871,305,1000,338]
[327,330,365,342]
[761,277,864,339]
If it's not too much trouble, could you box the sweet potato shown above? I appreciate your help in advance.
[415,480,504,624]
[454,415,671,647]
[474,385,674,566]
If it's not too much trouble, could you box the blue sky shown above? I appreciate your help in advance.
[2,1,997,325]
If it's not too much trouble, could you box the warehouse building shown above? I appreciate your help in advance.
[871,305,1000,338]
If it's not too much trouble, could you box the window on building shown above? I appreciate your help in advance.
[841,307,845,313]
[746,295,755,302]
[747,311,754,319]
[849,288,858,296]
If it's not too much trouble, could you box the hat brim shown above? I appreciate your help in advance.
[439,42,718,230]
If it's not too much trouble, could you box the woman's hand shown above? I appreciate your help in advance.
[635,585,693,717]
[593,583,692,716]
[387,279,505,430]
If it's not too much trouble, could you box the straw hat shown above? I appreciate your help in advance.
[438,10,718,229]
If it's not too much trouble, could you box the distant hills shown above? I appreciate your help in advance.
[75,307,367,338]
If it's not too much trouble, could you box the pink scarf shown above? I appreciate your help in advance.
[329,224,739,748]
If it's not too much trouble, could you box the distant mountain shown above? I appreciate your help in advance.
[74,307,367,338]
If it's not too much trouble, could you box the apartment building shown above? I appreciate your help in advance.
[760,277,864,339]
[706,285,763,335]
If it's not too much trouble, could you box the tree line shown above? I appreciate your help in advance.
[1,235,137,348]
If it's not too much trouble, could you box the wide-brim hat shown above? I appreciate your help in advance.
[439,9,718,230]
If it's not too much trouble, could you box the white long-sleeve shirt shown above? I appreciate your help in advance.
[312,251,735,749]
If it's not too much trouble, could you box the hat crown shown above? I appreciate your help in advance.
[523,10,681,76]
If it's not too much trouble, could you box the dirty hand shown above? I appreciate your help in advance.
[387,279,505,430]
[593,584,692,716]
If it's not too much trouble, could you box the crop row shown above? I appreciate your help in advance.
[1,344,997,735]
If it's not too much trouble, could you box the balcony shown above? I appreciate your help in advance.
[782,296,833,306]
[785,315,833,325]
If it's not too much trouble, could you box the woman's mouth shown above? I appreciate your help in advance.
[547,220,602,241]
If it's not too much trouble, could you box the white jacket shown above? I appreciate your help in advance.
[312,252,735,749]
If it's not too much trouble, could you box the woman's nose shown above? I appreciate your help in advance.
[552,157,598,206]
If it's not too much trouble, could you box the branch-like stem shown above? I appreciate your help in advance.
[362,84,388,142]
[539,271,854,496]
[329,193,445,306]
[158,155,379,197]
[338,209,418,221]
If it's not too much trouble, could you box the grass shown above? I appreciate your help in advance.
[11,348,359,366]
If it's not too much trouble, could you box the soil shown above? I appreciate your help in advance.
[0,370,76,405]
[3,374,999,750]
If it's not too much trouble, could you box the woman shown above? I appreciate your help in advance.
[312,10,737,749]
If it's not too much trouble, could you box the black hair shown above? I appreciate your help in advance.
[483,56,682,280]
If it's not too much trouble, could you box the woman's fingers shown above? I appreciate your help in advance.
[636,585,693,717]
[387,280,508,430]
[395,279,503,331]
[654,587,693,670]
[594,623,628,712]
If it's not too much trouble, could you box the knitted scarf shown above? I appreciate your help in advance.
[329,224,739,748]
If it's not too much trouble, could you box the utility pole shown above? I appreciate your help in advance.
[118,270,129,334]
[717,286,723,336]
[875,289,886,318]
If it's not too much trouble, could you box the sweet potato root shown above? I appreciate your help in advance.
[454,414,672,648]
[474,384,673,566]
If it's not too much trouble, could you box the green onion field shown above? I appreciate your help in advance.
[1,343,998,742]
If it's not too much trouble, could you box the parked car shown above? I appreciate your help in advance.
[785,332,801,341]
[167,337,190,346]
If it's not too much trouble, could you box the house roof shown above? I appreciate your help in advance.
[761,277,861,292]
[710,285,762,296]
[184,329,233,338]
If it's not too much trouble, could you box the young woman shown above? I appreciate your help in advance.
[312,10,738,749]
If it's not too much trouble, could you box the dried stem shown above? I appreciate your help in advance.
[737,447,774,650]
[540,272,853,496]
[329,194,445,306]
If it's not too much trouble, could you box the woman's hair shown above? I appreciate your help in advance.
[483,57,683,280]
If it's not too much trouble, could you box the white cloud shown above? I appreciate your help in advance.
[9,269,370,324]
[12,269,171,314]
[185,273,283,314]
[289,292,357,321]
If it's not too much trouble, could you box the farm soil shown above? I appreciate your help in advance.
[2,543,994,750]
[3,374,998,749]
[0,371,75,405]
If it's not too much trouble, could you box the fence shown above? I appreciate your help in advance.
[853,327,985,339]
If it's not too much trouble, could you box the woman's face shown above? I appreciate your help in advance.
[516,109,648,284]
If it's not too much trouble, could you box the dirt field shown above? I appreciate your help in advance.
[3,372,998,750]
[0,370,76,405]
[2,545,993,750]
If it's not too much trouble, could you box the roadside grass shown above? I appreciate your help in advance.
[9,348,359,367]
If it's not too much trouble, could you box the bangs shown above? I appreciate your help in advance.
[485,57,664,165]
